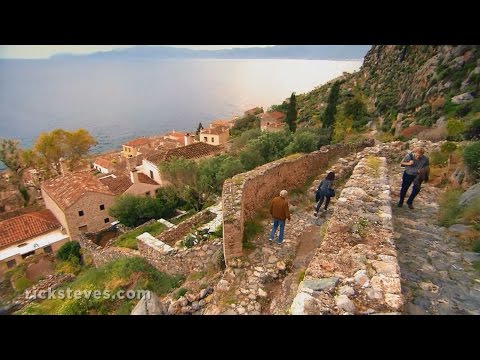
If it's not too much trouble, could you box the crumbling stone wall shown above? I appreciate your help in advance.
[222,140,374,262]
[291,155,403,314]
[155,209,216,246]
[138,239,223,276]
[77,233,139,267]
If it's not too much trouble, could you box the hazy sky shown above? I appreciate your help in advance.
[0,45,274,59]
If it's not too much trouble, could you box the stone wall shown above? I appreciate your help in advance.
[78,233,139,267]
[155,209,216,246]
[222,140,374,262]
[291,155,403,315]
[138,238,223,276]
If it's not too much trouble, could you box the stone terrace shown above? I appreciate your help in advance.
[291,155,402,314]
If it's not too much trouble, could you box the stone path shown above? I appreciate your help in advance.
[208,154,359,315]
[389,165,480,315]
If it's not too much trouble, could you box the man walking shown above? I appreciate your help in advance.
[398,146,429,209]
[269,190,290,244]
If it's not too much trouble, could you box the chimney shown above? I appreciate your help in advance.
[184,133,191,146]
[130,169,139,184]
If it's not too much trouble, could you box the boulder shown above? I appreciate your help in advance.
[458,183,480,207]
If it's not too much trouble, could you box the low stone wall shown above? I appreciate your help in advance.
[138,238,223,276]
[222,140,374,262]
[155,209,216,246]
[78,233,139,267]
[290,155,403,314]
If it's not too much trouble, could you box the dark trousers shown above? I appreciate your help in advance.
[399,172,421,205]
[315,191,331,211]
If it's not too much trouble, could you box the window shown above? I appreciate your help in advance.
[150,170,154,179]
[78,225,88,232]
[22,251,35,259]
[211,137,215,143]
[78,210,84,217]
[104,218,110,223]
[43,245,53,254]
[17,243,28,248]
[99,204,105,211]
[204,137,207,142]
[145,191,151,197]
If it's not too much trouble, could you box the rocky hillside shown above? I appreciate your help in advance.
[296,45,480,139]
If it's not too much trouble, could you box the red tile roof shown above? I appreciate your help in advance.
[164,131,185,144]
[0,210,61,249]
[93,158,112,170]
[138,173,159,185]
[99,174,133,195]
[201,127,229,135]
[264,111,286,121]
[165,142,221,161]
[42,172,114,210]
[124,137,152,147]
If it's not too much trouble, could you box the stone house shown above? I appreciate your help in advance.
[0,210,69,275]
[259,111,286,132]
[199,127,230,146]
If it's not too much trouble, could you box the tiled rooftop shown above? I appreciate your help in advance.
[0,210,61,249]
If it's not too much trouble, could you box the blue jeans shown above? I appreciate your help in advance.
[269,219,285,243]
[399,171,421,205]
[315,190,331,211]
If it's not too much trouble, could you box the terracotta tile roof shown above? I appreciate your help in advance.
[42,172,114,210]
[165,142,221,161]
[145,149,169,164]
[93,158,111,169]
[138,173,159,185]
[124,137,152,147]
[201,127,229,135]
[263,111,286,121]
[164,131,185,144]
[99,174,133,195]
[0,210,61,249]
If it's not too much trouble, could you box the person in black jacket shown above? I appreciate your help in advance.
[314,171,335,217]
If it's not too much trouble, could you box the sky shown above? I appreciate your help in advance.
[0,45,274,59]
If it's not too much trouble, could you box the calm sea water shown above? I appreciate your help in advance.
[0,58,362,167]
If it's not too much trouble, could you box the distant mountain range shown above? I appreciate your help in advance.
[51,45,371,60]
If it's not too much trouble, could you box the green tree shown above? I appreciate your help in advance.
[33,128,96,175]
[286,92,297,133]
[0,139,26,184]
[64,129,97,170]
[159,158,212,211]
[284,129,317,155]
[322,81,342,129]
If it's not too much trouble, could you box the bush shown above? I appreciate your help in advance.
[440,141,457,154]
[445,118,465,140]
[438,189,463,227]
[173,287,188,300]
[463,141,480,176]
[464,118,480,140]
[473,239,480,253]
[14,276,33,293]
[430,150,449,167]
[56,241,82,262]
[455,103,473,118]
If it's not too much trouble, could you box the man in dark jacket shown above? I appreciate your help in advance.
[398,147,429,209]
[269,190,290,244]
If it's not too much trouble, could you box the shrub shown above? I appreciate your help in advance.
[473,239,480,253]
[14,276,33,293]
[463,142,480,176]
[455,103,473,118]
[430,150,449,167]
[464,118,480,140]
[445,118,465,140]
[56,241,82,262]
[438,189,463,226]
[440,142,457,154]
[173,287,188,300]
